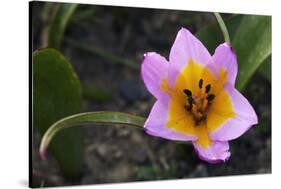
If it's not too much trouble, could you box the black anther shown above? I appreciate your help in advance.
[188,96,193,105]
[205,84,211,93]
[183,89,192,97]
[199,79,203,89]
[206,94,215,101]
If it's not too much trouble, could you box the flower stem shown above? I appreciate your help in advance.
[214,12,231,44]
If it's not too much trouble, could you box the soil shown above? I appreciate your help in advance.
[31,2,271,187]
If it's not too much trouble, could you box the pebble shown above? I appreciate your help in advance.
[130,146,148,164]
[96,144,108,158]
[189,164,208,177]
[116,128,131,137]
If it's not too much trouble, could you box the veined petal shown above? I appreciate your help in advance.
[193,141,231,163]
[144,93,197,141]
[210,84,258,141]
[209,43,238,85]
[168,27,212,85]
[141,52,169,98]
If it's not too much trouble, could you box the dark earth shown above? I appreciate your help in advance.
[31,2,271,187]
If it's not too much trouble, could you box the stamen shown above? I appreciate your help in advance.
[205,84,211,93]
[183,80,216,126]
[201,98,208,110]
[183,89,192,97]
[192,105,198,117]
[194,111,204,126]
[206,94,215,101]
[188,96,193,105]
[199,79,203,89]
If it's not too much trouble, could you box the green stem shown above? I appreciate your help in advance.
[65,37,139,70]
[48,4,78,49]
[39,111,145,160]
[214,12,231,44]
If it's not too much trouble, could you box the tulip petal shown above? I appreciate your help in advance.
[168,28,212,85]
[193,141,231,163]
[210,84,258,141]
[144,93,197,141]
[210,42,238,85]
[141,52,169,98]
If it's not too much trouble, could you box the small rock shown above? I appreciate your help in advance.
[96,144,108,158]
[130,146,148,163]
[117,128,131,137]
[113,150,123,159]
[189,164,208,177]
[106,163,134,182]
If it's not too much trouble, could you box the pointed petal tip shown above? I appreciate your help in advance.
[177,27,193,38]
[223,42,236,57]
[179,27,187,32]
[140,52,158,65]
[179,27,191,33]
[218,42,236,54]
[140,53,148,64]
[222,41,231,47]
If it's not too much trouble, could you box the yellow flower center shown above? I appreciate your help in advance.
[161,59,236,148]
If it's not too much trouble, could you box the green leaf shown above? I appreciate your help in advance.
[48,3,78,49]
[196,15,243,53]
[65,37,139,70]
[197,15,271,90]
[233,16,272,90]
[33,48,83,178]
[39,112,145,159]
[257,55,271,82]
[82,82,112,102]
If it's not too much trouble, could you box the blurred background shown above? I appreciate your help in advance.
[31,1,271,187]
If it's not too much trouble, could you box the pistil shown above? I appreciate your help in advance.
[183,78,216,126]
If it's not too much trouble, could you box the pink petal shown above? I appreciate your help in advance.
[210,84,258,141]
[141,52,169,99]
[168,27,212,85]
[144,93,197,141]
[209,42,238,85]
[193,141,231,163]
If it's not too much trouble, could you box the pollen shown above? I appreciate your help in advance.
[183,78,215,126]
